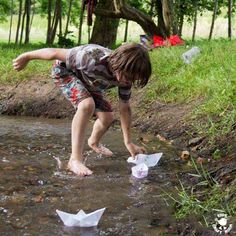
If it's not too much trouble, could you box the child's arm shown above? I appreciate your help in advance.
[13,48,68,71]
[119,100,146,158]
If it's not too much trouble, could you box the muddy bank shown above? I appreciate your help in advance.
[0,77,235,235]
[0,77,235,160]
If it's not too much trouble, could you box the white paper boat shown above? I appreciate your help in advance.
[56,207,106,227]
[131,163,149,178]
[127,153,162,167]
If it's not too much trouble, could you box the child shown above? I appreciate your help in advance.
[13,43,152,176]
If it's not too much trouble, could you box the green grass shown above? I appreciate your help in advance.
[146,39,236,140]
[0,43,52,84]
[163,158,236,227]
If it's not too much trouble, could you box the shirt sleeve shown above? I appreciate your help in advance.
[66,47,77,70]
[118,84,132,102]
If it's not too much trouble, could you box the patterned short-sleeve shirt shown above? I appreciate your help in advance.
[66,44,132,102]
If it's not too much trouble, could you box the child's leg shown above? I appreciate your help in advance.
[68,97,95,176]
[87,92,114,156]
[88,111,114,156]
[51,61,96,176]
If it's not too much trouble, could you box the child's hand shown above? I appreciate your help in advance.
[13,53,30,71]
[125,142,146,158]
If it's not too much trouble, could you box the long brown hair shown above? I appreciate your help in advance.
[109,43,152,88]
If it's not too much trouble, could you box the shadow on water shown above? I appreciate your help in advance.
[0,115,185,235]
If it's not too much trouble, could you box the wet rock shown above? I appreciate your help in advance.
[188,137,205,146]
[150,218,160,226]
[0,207,8,214]
[11,218,30,229]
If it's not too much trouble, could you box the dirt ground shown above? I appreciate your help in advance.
[1,76,234,160]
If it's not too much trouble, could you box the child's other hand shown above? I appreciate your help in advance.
[125,142,146,159]
[13,53,29,71]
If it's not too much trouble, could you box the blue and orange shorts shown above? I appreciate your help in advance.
[51,60,112,112]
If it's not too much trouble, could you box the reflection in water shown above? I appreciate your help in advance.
[0,115,182,235]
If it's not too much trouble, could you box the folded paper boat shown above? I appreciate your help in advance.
[131,163,149,178]
[56,207,106,227]
[127,153,163,167]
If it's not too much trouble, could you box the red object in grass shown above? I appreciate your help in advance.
[168,35,184,46]
[153,35,166,47]
[152,34,184,48]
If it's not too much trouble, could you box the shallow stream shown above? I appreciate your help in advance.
[0,115,185,235]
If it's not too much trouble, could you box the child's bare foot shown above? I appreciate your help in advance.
[67,158,93,176]
[88,138,113,157]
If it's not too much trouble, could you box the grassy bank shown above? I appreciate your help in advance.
[147,39,236,149]
[1,39,235,146]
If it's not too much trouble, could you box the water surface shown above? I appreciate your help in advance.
[0,116,183,235]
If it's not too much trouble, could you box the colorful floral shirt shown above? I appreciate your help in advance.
[66,44,132,102]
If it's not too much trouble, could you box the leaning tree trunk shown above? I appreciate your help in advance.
[209,0,218,40]
[192,0,198,41]
[8,0,14,44]
[15,0,23,44]
[228,0,232,39]
[94,0,162,37]
[90,0,120,47]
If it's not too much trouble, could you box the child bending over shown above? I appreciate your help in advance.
[13,43,152,176]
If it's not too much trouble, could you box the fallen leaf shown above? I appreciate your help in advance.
[32,195,44,203]
[180,150,190,161]
[156,134,167,142]
[196,157,205,164]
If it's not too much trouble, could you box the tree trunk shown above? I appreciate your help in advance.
[29,0,35,35]
[156,0,168,37]
[24,0,31,44]
[58,0,62,38]
[65,0,73,37]
[192,1,198,41]
[177,3,185,36]
[8,0,14,44]
[161,0,172,36]
[78,0,84,45]
[209,0,218,40]
[15,0,23,44]
[228,0,232,39]
[50,0,61,44]
[124,19,129,42]
[91,0,120,47]
[170,0,178,35]
[46,0,52,44]
[20,0,26,44]
[94,0,162,37]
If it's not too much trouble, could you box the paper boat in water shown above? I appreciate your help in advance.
[131,163,149,178]
[56,207,106,227]
[127,153,163,167]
